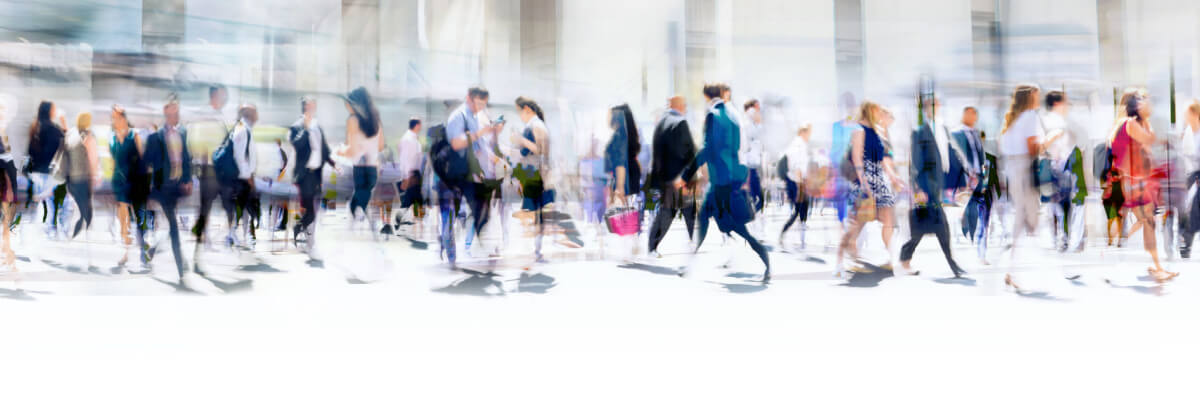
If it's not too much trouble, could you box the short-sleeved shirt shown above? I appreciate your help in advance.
[1001,110,1043,157]
[445,104,480,158]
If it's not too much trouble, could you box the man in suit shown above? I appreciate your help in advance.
[951,107,995,262]
[143,97,196,287]
[899,98,967,278]
[647,95,698,257]
[290,96,334,258]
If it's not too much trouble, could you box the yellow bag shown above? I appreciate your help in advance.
[855,196,876,223]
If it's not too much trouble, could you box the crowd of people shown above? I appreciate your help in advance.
[0,81,1189,291]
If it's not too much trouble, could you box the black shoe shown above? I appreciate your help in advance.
[1065,274,1082,281]
[381,224,394,235]
[762,267,771,283]
[952,267,968,279]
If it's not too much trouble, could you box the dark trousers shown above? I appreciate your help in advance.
[747,168,764,212]
[191,165,220,240]
[694,185,770,270]
[438,181,467,262]
[296,171,322,233]
[351,166,377,217]
[781,179,810,234]
[465,181,498,245]
[67,182,92,238]
[647,185,696,252]
[900,206,962,274]
[152,192,186,277]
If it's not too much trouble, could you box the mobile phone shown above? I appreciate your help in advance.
[495,115,505,124]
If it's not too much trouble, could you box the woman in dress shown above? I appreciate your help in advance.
[834,101,905,277]
[109,105,147,271]
[1111,89,1176,282]
[512,96,554,263]
[0,97,18,271]
[604,103,642,259]
[336,87,384,234]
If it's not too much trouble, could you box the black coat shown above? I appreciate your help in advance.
[143,126,193,197]
[911,122,947,205]
[649,111,696,188]
[289,120,333,184]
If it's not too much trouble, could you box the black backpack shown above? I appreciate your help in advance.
[1093,142,1112,183]
[428,123,468,189]
[213,123,250,182]
[776,155,790,183]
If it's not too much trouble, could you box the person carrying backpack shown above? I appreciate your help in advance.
[432,86,504,268]
[213,104,258,249]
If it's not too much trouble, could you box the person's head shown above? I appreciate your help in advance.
[797,123,812,140]
[962,106,978,127]
[409,117,422,133]
[163,95,180,127]
[209,84,227,111]
[301,95,316,116]
[76,112,92,133]
[111,104,129,131]
[880,108,895,129]
[238,103,258,126]
[515,96,544,124]
[1186,100,1200,126]
[343,86,380,138]
[855,100,883,129]
[610,103,640,159]
[702,82,725,101]
[36,100,54,123]
[1121,88,1150,120]
[668,96,686,114]
[745,99,762,122]
[719,84,732,101]
[467,86,490,113]
[1045,90,1068,114]
[1002,84,1040,134]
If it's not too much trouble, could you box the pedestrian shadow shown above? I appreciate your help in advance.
[1106,279,1165,297]
[1014,290,1068,302]
[0,288,48,301]
[433,270,505,297]
[720,282,768,294]
[200,274,253,293]
[517,272,557,294]
[152,277,205,295]
[799,255,826,264]
[838,264,893,288]
[617,262,680,277]
[238,262,284,273]
[933,277,977,287]
[306,259,324,269]
[405,237,429,250]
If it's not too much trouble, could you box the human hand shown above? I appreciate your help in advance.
[914,190,928,205]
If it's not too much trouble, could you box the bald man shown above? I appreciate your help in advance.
[647,96,698,257]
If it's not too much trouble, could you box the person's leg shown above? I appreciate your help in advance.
[191,166,218,241]
[648,187,679,253]
[438,184,458,264]
[1136,204,1162,273]
[976,201,990,260]
[781,202,800,235]
[877,206,896,264]
[730,223,769,278]
[68,183,90,238]
[159,198,186,278]
[933,211,963,275]
[749,169,764,212]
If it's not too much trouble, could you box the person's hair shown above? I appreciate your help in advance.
[1120,88,1148,120]
[1045,90,1066,110]
[409,117,421,130]
[300,95,315,114]
[702,83,724,100]
[515,96,545,122]
[744,99,759,111]
[209,84,226,99]
[76,112,92,133]
[30,100,53,146]
[468,86,490,100]
[1188,100,1200,121]
[610,103,640,162]
[963,106,977,114]
[855,100,881,130]
[238,104,257,121]
[1001,84,1040,134]
[345,86,381,138]
[111,104,128,124]
[797,123,812,136]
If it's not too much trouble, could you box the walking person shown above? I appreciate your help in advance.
[217,104,258,249]
[605,103,643,261]
[778,123,816,250]
[433,87,502,268]
[23,100,67,267]
[511,96,555,263]
[1041,90,1088,255]
[463,98,507,257]
[1177,101,1200,258]
[142,97,199,287]
[190,84,230,256]
[289,95,334,257]
[679,83,770,282]
[337,87,384,235]
[898,97,967,278]
[394,118,425,237]
[999,85,1044,290]
[741,99,765,214]
[64,112,100,271]
[834,101,904,278]
[109,104,149,272]
[0,97,19,272]
[951,107,994,263]
[1110,89,1177,282]
[647,96,698,258]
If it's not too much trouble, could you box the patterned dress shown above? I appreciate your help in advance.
[849,124,896,208]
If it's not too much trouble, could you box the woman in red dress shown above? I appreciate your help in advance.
[1110,89,1177,282]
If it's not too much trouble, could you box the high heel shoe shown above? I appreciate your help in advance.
[1004,274,1020,291]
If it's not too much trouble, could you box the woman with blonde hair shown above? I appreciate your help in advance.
[1110,89,1176,282]
[998,84,1048,290]
[835,101,905,278]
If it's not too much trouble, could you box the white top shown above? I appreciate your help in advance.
[1178,124,1198,173]
[932,120,950,172]
[740,111,764,167]
[230,118,257,180]
[345,117,381,167]
[1001,110,1044,157]
[304,117,324,170]
[1042,112,1073,161]
[784,136,811,182]
[397,129,422,176]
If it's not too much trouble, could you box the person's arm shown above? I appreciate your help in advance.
[911,129,929,203]
[1125,118,1157,146]
[447,112,472,151]
[84,134,100,185]
[850,128,870,197]
[337,118,364,160]
[232,127,252,180]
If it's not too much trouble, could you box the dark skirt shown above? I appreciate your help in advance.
[0,159,15,203]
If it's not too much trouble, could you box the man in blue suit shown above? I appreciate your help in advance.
[680,83,770,282]
[898,98,967,278]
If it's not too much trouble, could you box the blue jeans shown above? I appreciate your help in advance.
[438,182,468,263]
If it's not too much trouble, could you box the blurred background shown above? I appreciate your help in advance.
[1,0,1198,186]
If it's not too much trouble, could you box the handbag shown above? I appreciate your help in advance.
[855,195,876,223]
[604,206,640,236]
[49,146,68,185]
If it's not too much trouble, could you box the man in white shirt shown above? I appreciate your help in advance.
[394,117,425,231]
[221,104,258,248]
[779,123,814,249]
[741,99,765,213]
[289,96,333,256]
[1041,91,1086,255]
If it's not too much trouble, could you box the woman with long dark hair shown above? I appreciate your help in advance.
[1110,89,1176,282]
[24,100,66,266]
[337,87,384,234]
[604,103,642,259]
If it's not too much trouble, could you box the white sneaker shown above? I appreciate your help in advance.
[647,250,663,259]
